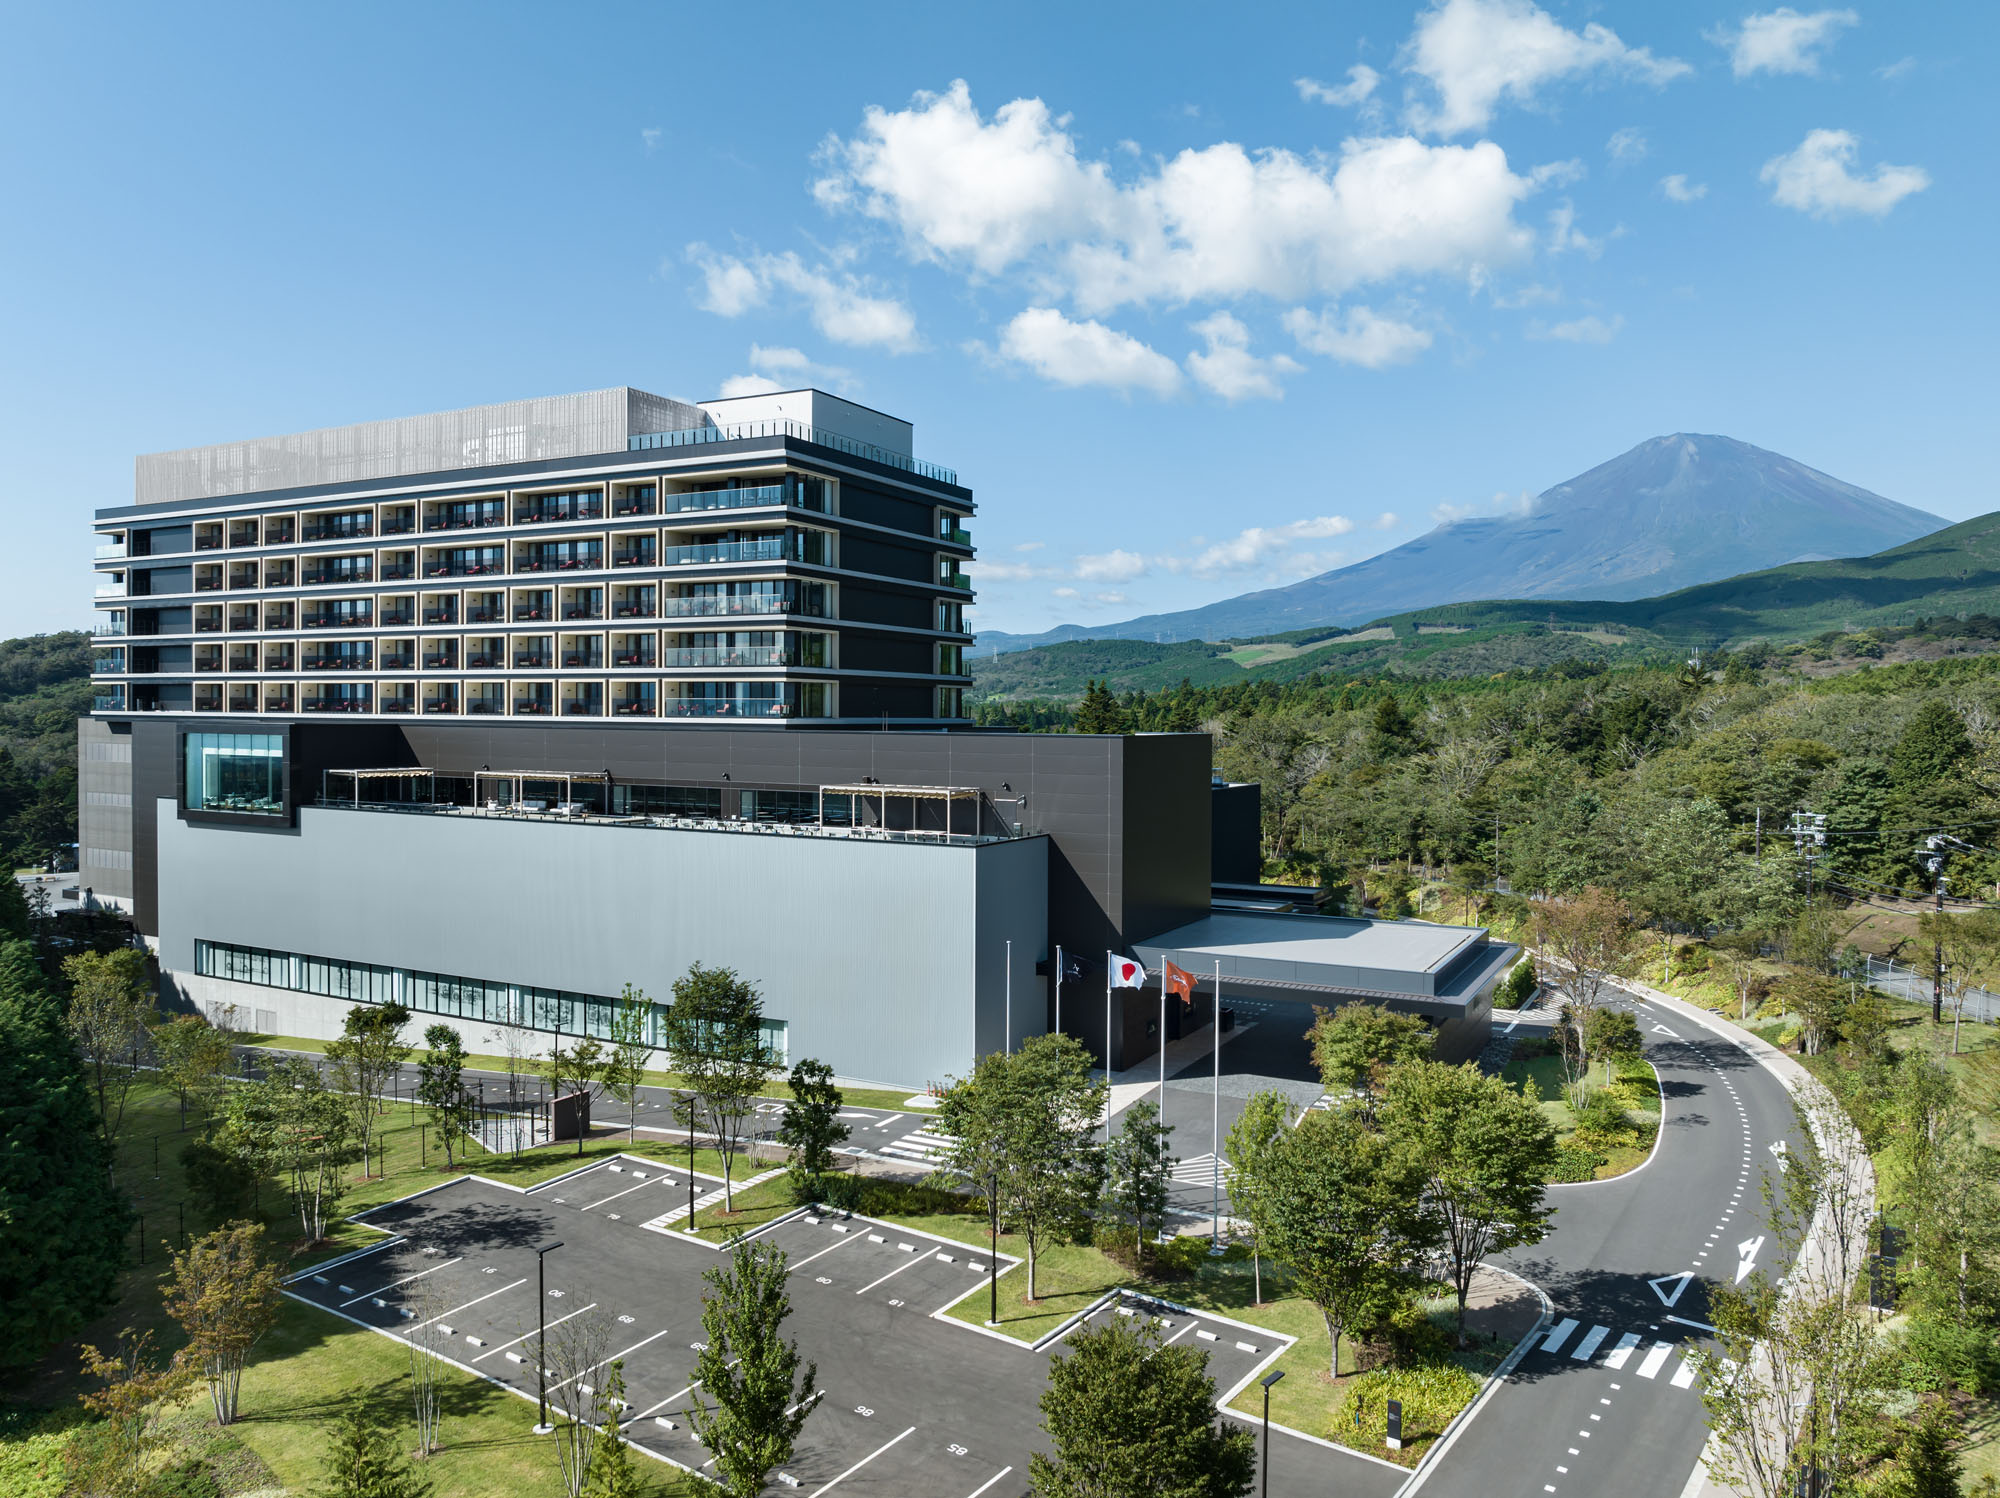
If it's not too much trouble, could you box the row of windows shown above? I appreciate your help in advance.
[193,939,788,1060]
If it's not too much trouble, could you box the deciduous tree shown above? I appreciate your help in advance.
[934,1033,1106,1302]
[75,1329,193,1498]
[1307,1002,1430,1114]
[1101,1099,1176,1268]
[545,1307,614,1498]
[416,1024,473,1167]
[153,1011,234,1131]
[222,1058,356,1243]
[684,1241,820,1498]
[1380,1059,1557,1344]
[315,1397,433,1498]
[162,1221,285,1425]
[581,1361,643,1498]
[325,1002,413,1172]
[659,965,780,1210]
[776,1057,848,1202]
[60,947,151,1145]
[1223,1089,1292,1306]
[1533,887,1635,1106]
[1030,1316,1255,1498]
[602,984,653,1143]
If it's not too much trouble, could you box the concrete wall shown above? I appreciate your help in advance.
[77,718,136,903]
[153,798,1048,1089]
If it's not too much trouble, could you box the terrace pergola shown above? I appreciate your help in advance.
[817,783,983,838]
[323,767,436,806]
[474,769,611,811]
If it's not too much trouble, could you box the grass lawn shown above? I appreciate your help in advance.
[677,1172,797,1242]
[1499,1051,1659,1181]
[238,1035,918,1110]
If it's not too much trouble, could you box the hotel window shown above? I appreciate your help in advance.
[183,732,284,814]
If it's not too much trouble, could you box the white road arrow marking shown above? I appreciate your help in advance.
[1769,1141,1789,1173]
[1648,1271,1694,1307]
[1651,1023,1681,1037]
[1735,1235,1766,1284]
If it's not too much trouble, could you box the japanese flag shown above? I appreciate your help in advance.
[1108,954,1147,989]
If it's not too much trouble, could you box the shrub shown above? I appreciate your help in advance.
[1331,1362,1483,1448]
[1493,960,1538,1011]
[149,1459,224,1498]
[1893,1319,2000,1395]
[1549,1144,1606,1183]
[1571,1090,1633,1146]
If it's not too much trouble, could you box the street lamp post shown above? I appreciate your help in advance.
[533,1240,564,1432]
[986,1170,999,1327]
[1260,1369,1285,1498]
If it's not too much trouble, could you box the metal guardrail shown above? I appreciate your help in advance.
[629,420,957,486]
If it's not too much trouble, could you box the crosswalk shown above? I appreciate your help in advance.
[1171,1153,1229,1186]
[874,1127,955,1166]
[1539,1317,1703,1390]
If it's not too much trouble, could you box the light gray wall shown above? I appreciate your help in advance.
[153,799,1046,1088]
[78,719,135,900]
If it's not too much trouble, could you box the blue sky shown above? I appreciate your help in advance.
[2,1,1990,639]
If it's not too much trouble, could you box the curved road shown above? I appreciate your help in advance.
[1406,986,1805,1498]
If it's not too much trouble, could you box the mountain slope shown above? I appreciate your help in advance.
[979,434,1943,651]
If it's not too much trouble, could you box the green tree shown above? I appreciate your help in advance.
[0,951,131,1368]
[934,1033,1107,1302]
[1223,1089,1293,1306]
[415,1024,473,1167]
[60,947,151,1144]
[1899,1398,1964,1498]
[74,1329,193,1498]
[1259,1106,1432,1375]
[180,1134,260,1220]
[683,1241,820,1498]
[581,1362,643,1498]
[776,1057,849,1202]
[1073,680,1128,735]
[658,964,780,1210]
[1030,1316,1255,1498]
[161,1222,285,1426]
[1584,1006,1643,1083]
[314,1398,433,1498]
[1380,1059,1558,1343]
[1101,1099,1176,1269]
[542,1033,607,1151]
[325,1002,413,1173]
[221,1058,356,1243]
[1893,699,1973,790]
[602,984,653,1143]
[1307,1002,1431,1114]
[153,1011,234,1130]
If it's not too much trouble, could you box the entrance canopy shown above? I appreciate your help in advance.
[1132,910,1501,1001]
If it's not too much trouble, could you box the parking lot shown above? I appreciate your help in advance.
[286,1155,1402,1497]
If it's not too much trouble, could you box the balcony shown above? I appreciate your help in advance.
[422,653,458,671]
[942,527,972,547]
[380,654,414,671]
[228,572,259,590]
[302,520,372,542]
[304,567,372,587]
[194,657,223,672]
[659,594,793,619]
[381,611,415,628]
[467,607,502,624]
[665,698,798,718]
[943,571,972,591]
[612,700,657,716]
[562,605,603,622]
[664,483,788,516]
[381,697,416,715]
[663,646,794,668]
[426,507,505,532]
[93,654,125,674]
[303,656,372,671]
[513,653,551,669]
[195,575,223,592]
[264,521,295,545]
[515,495,602,524]
[195,618,223,633]
[664,538,787,567]
[95,580,126,598]
[229,696,258,712]
[303,612,372,630]
[561,652,604,670]
[423,694,459,715]
[427,556,503,578]
[95,540,126,561]
[612,651,655,668]
[612,545,656,568]
[382,514,417,536]
[229,616,258,632]
[93,692,127,711]
[265,692,295,712]
[423,609,459,626]
[302,697,372,713]
[195,534,224,551]
[612,601,658,619]
[613,493,658,518]
[512,605,549,623]
[466,699,503,715]
[380,564,416,582]
[467,653,500,670]
[514,701,551,716]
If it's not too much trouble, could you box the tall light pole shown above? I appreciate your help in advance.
[986,1171,1000,1328]
[1004,938,1012,1054]
[1260,1369,1285,1498]
[1211,958,1222,1252]
[534,1240,564,1432]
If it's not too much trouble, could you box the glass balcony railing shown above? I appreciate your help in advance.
[93,693,127,711]
[95,541,126,560]
[663,483,788,515]
[630,419,957,486]
[302,520,373,541]
[660,593,820,619]
[662,647,795,668]
[663,538,786,566]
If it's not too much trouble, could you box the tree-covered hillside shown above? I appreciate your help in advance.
[0,632,92,868]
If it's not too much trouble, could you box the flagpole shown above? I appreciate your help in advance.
[1055,945,1064,1038]
[1211,957,1222,1252]
[1159,964,1167,1110]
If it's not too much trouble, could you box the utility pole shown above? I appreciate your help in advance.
[1920,835,1972,1025]
[1788,812,1826,902]
[1754,806,1762,860]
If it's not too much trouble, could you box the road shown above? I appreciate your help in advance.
[1407,985,1804,1498]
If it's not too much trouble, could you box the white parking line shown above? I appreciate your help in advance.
[855,1248,937,1296]
[811,1426,916,1495]
[410,1278,526,1333]
[547,1326,678,1391]
[964,1468,1015,1498]
[790,1232,867,1274]
[339,1256,463,1307]
[469,1301,599,1360]
[634,1359,739,1422]
[581,1175,665,1212]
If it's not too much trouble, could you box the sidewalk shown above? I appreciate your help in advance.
[1101,1019,1258,1123]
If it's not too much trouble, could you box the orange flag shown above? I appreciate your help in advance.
[1162,960,1197,1006]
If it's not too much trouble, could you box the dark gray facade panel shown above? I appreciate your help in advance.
[1211,783,1263,885]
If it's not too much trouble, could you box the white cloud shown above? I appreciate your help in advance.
[813,80,1537,313]
[687,247,920,351]
[1296,66,1381,108]
[1075,548,1150,582]
[1432,490,1535,524]
[716,374,784,397]
[970,558,1050,582]
[1606,127,1648,164]
[1660,173,1709,202]
[1710,8,1859,78]
[1529,157,1586,188]
[1052,586,1080,599]
[1531,313,1624,343]
[1760,129,1929,218]
[739,343,854,391]
[1876,56,1915,82]
[1283,304,1434,367]
[1091,591,1130,606]
[1185,312,1302,401]
[641,128,662,152]
[996,307,1184,395]
[1402,0,1691,138]
[1186,517,1355,577]
[1490,281,1561,308]
[1014,541,1046,553]
[1545,201,1605,256]
[1375,512,1401,529]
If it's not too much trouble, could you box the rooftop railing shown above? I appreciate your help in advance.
[310,796,1015,846]
[630,420,957,486]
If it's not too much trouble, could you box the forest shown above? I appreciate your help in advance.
[0,632,92,871]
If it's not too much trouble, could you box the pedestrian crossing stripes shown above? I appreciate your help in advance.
[1171,1153,1229,1186]
[1539,1318,1705,1391]
[875,1128,954,1164]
